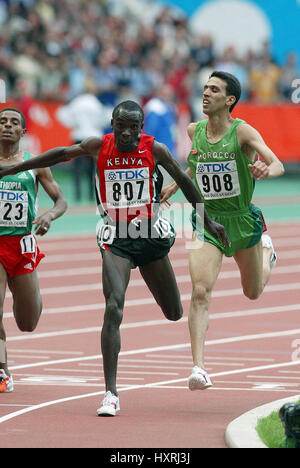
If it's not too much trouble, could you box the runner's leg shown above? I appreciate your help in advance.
[0,263,8,375]
[8,271,42,332]
[188,238,223,370]
[234,238,272,300]
[101,250,131,396]
[139,255,183,321]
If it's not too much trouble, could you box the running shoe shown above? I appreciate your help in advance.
[188,366,212,391]
[262,234,277,270]
[97,391,120,417]
[0,369,14,393]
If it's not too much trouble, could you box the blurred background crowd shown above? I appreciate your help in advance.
[1,0,298,109]
[0,0,299,202]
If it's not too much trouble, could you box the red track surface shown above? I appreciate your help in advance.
[1,223,300,448]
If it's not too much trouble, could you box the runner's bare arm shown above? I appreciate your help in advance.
[32,166,67,235]
[0,137,102,177]
[153,141,230,247]
[238,124,285,180]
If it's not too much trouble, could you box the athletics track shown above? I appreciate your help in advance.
[1,218,300,449]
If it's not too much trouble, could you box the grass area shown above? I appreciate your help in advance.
[256,400,300,448]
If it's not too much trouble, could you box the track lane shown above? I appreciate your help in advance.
[0,224,300,447]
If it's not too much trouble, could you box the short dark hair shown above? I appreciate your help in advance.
[210,71,241,112]
[112,100,144,122]
[0,107,26,128]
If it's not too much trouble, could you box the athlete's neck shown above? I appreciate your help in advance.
[206,112,234,140]
[0,142,22,161]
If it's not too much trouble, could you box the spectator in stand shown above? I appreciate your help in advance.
[216,46,249,100]
[38,55,68,101]
[56,78,111,201]
[278,52,299,101]
[144,83,177,158]
[249,52,281,102]
[13,43,43,97]
[67,56,93,100]
[93,51,119,106]
[191,34,215,69]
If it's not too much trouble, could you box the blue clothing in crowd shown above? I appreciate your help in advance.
[144,97,177,157]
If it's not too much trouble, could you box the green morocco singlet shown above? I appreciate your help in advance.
[0,152,38,236]
[188,118,255,214]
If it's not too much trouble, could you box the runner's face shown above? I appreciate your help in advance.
[112,109,143,152]
[202,77,233,115]
[0,111,25,143]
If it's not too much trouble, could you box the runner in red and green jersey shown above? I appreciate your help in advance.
[0,108,67,392]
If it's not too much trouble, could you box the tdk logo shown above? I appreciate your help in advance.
[0,191,27,201]
[107,169,147,180]
[197,162,234,173]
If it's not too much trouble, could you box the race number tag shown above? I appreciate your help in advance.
[98,224,116,246]
[153,217,174,239]
[104,167,150,208]
[196,161,240,200]
[0,190,28,227]
[20,234,36,255]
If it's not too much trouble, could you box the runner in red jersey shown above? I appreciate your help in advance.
[96,133,157,223]
[0,101,229,415]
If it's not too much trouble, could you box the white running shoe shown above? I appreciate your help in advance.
[188,366,212,391]
[97,391,120,417]
[0,369,14,393]
[262,234,277,270]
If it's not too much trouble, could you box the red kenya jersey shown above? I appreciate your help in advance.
[95,133,163,223]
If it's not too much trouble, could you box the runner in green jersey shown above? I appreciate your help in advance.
[161,71,284,391]
[0,108,67,392]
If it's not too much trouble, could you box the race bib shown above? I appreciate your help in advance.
[104,167,150,208]
[196,161,240,200]
[0,190,28,227]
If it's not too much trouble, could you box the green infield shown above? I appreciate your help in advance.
[256,400,300,448]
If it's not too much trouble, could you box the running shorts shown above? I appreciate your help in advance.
[0,234,45,277]
[191,204,267,257]
[97,216,176,268]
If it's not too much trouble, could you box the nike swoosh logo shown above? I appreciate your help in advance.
[138,150,146,153]
[222,143,230,147]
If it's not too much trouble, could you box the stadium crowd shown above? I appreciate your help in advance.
[0,0,298,123]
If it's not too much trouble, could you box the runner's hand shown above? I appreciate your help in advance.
[206,219,231,247]
[248,161,269,180]
[160,182,178,204]
[160,183,178,204]
[32,213,53,236]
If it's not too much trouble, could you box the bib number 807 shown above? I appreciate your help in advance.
[112,180,145,202]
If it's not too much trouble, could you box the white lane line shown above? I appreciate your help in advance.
[4,278,300,307]
[1,357,299,425]
[37,240,300,263]
[5,303,300,340]
[32,262,300,280]
[7,277,300,299]
[7,327,300,371]
[39,229,300,249]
